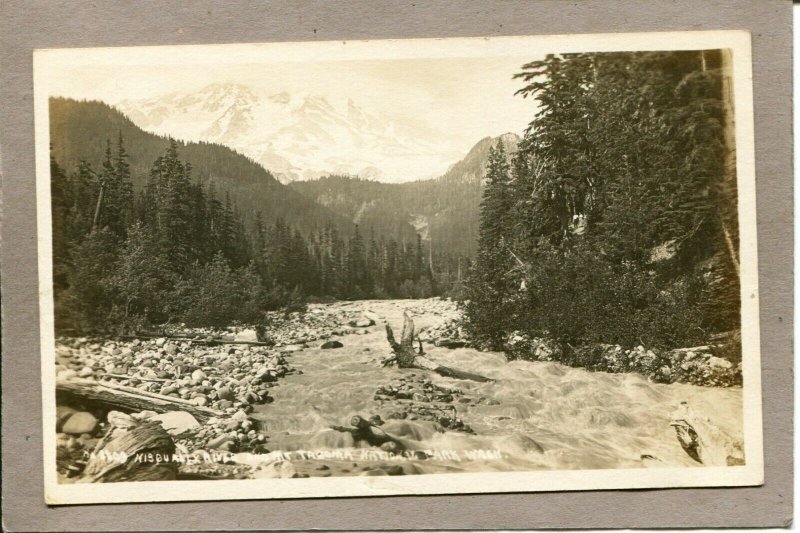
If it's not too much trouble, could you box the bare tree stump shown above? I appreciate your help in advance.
[385,312,492,383]
[80,421,178,482]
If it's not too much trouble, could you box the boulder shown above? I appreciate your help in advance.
[62,412,99,435]
[434,339,467,349]
[707,356,733,370]
[349,318,375,328]
[207,434,235,450]
[57,369,78,380]
[217,440,237,452]
[190,396,208,406]
[56,406,77,431]
[321,340,344,349]
[231,410,249,422]
[151,411,200,436]
[217,386,235,401]
[222,419,241,431]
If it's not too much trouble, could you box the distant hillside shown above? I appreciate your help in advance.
[290,133,520,257]
[49,98,354,235]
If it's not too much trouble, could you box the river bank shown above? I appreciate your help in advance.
[53,298,746,482]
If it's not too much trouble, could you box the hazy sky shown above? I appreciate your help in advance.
[45,49,542,168]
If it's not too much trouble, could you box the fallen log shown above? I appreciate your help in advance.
[118,334,272,346]
[103,373,171,383]
[56,378,222,423]
[384,313,493,383]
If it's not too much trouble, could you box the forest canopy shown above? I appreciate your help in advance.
[50,137,458,334]
[464,50,740,352]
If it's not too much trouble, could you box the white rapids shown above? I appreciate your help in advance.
[252,299,744,474]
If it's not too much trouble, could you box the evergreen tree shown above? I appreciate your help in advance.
[464,144,518,347]
[466,50,738,352]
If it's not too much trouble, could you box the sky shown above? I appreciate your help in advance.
[41,39,545,180]
[50,57,539,132]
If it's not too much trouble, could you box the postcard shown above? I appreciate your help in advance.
[35,30,762,504]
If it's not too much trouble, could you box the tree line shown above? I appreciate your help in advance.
[464,50,740,353]
[51,137,464,333]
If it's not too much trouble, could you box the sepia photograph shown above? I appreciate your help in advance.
[34,31,762,504]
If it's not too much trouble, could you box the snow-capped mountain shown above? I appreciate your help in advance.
[117,83,463,183]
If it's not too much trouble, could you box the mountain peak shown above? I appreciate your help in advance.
[116,87,483,183]
[496,132,521,151]
[437,133,521,185]
[269,91,291,105]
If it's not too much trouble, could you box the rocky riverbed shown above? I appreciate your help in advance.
[54,297,746,482]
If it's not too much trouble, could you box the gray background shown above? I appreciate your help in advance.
[0,0,792,530]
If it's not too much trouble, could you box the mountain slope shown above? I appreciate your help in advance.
[49,98,355,235]
[116,83,461,183]
[290,133,520,257]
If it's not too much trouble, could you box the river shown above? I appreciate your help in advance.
[251,299,744,476]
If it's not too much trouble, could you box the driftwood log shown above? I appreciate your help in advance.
[56,378,222,423]
[331,415,408,452]
[119,334,272,347]
[384,313,492,383]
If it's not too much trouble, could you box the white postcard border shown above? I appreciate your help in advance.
[34,30,762,505]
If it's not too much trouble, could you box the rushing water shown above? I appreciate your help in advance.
[252,299,743,475]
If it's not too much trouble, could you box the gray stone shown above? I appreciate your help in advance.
[217,386,235,401]
[62,412,99,435]
[56,405,77,431]
[57,368,78,380]
[207,434,235,450]
[321,340,343,349]
[151,411,200,436]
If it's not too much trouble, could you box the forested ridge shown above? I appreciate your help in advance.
[289,134,518,258]
[465,50,740,355]
[51,136,464,333]
[50,98,353,236]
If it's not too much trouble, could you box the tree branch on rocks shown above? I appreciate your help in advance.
[331,415,407,452]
